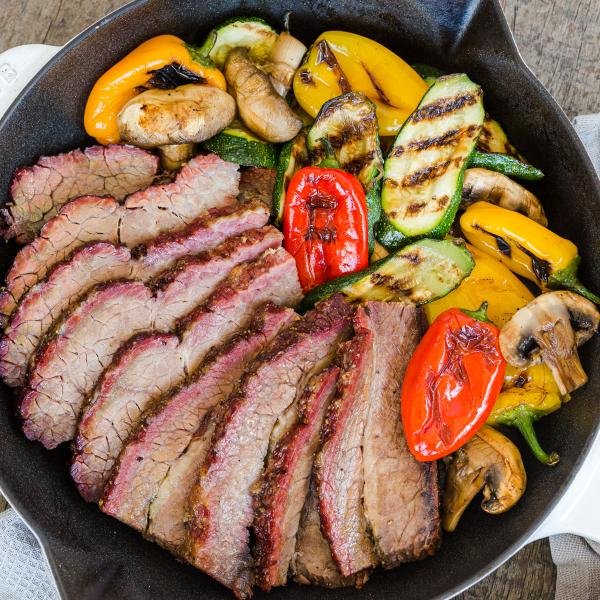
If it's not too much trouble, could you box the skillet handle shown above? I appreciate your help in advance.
[528,426,600,543]
[0,44,61,119]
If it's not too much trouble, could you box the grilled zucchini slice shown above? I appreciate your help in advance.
[468,151,544,181]
[379,73,484,249]
[199,17,278,68]
[204,122,277,167]
[300,238,474,310]
[272,130,309,224]
[307,92,384,253]
[477,115,523,158]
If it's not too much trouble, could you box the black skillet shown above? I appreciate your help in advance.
[0,0,599,598]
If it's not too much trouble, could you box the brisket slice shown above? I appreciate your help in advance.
[291,481,368,589]
[314,329,378,578]
[253,366,339,591]
[359,302,440,565]
[100,304,297,546]
[0,206,271,387]
[237,168,275,207]
[72,246,299,500]
[2,145,159,243]
[21,242,292,450]
[185,294,353,599]
[0,154,240,325]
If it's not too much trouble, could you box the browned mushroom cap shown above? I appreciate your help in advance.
[499,291,599,395]
[462,168,548,226]
[443,425,527,533]
[117,84,236,148]
[225,47,303,143]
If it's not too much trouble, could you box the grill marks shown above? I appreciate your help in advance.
[412,88,483,123]
[315,40,351,94]
[361,62,392,106]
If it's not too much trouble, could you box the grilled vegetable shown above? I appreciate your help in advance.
[204,121,277,167]
[460,201,600,303]
[461,168,547,225]
[378,73,484,250]
[293,31,428,136]
[225,48,302,143]
[307,92,383,253]
[499,291,600,396]
[442,426,526,532]
[117,84,236,147]
[198,16,278,67]
[411,63,443,86]
[425,245,563,465]
[488,364,562,465]
[283,166,369,292]
[300,238,474,310]
[477,115,523,158]
[264,32,307,96]
[402,305,506,462]
[84,35,226,145]
[468,151,544,181]
[159,143,196,171]
[272,130,309,224]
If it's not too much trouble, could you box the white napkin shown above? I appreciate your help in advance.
[0,115,599,600]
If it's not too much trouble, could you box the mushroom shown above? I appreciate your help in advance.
[499,290,599,395]
[117,83,236,168]
[159,143,197,171]
[443,425,527,532]
[462,168,548,226]
[225,47,303,143]
[264,32,307,97]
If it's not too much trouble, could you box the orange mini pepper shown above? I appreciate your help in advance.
[84,34,226,145]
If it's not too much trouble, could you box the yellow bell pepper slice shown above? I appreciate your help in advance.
[293,31,428,136]
[84,35,226,145]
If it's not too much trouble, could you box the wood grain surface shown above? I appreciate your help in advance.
[1,0,598,598]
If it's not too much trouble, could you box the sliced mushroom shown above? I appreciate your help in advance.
[265,32,307,96]
[500,291,599,395]
[462,168,548,226]
[117,84,236,148]
[443,425,527,532]
[225,47,302,143]
[159,143,196,171]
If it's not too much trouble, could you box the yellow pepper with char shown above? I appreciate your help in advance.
[292,31,428,136]
[460,201,600,304]
[426,245,563,465]
[84,35,226,145]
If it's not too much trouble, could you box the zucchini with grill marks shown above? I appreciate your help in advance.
[468,151,544,181]
[379,73,484,250]
[272,130,309,224]
[203,121,277,167]
[199,17,278,68]
[477,115,524,158]
[300,238,474,311]
[307,92,384,253]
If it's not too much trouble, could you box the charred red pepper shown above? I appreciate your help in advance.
[283,166,369,292]
[401,305,506,461]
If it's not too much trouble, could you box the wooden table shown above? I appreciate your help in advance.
[1,1,598,598]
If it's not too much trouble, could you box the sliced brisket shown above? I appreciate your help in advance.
[2,145,159,242]
[185,294,353,599]
[253,366,339,591]
[359,302,440,566]
[291,482,368,589]
[21,243,295,450]
[0,208,272,387]
[100,304,297,546]
[237,167,276,207]
[0,154,239,325]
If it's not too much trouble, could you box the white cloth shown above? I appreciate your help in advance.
[0,115,599,600]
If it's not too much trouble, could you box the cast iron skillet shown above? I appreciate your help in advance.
[0,1,599,598]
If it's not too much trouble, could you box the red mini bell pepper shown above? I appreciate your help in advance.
[283,166,369,292]
[401,306,506,461]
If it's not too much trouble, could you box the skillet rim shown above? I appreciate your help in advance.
[0,1,598,598]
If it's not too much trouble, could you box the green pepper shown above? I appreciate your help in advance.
[468,151,544,181]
